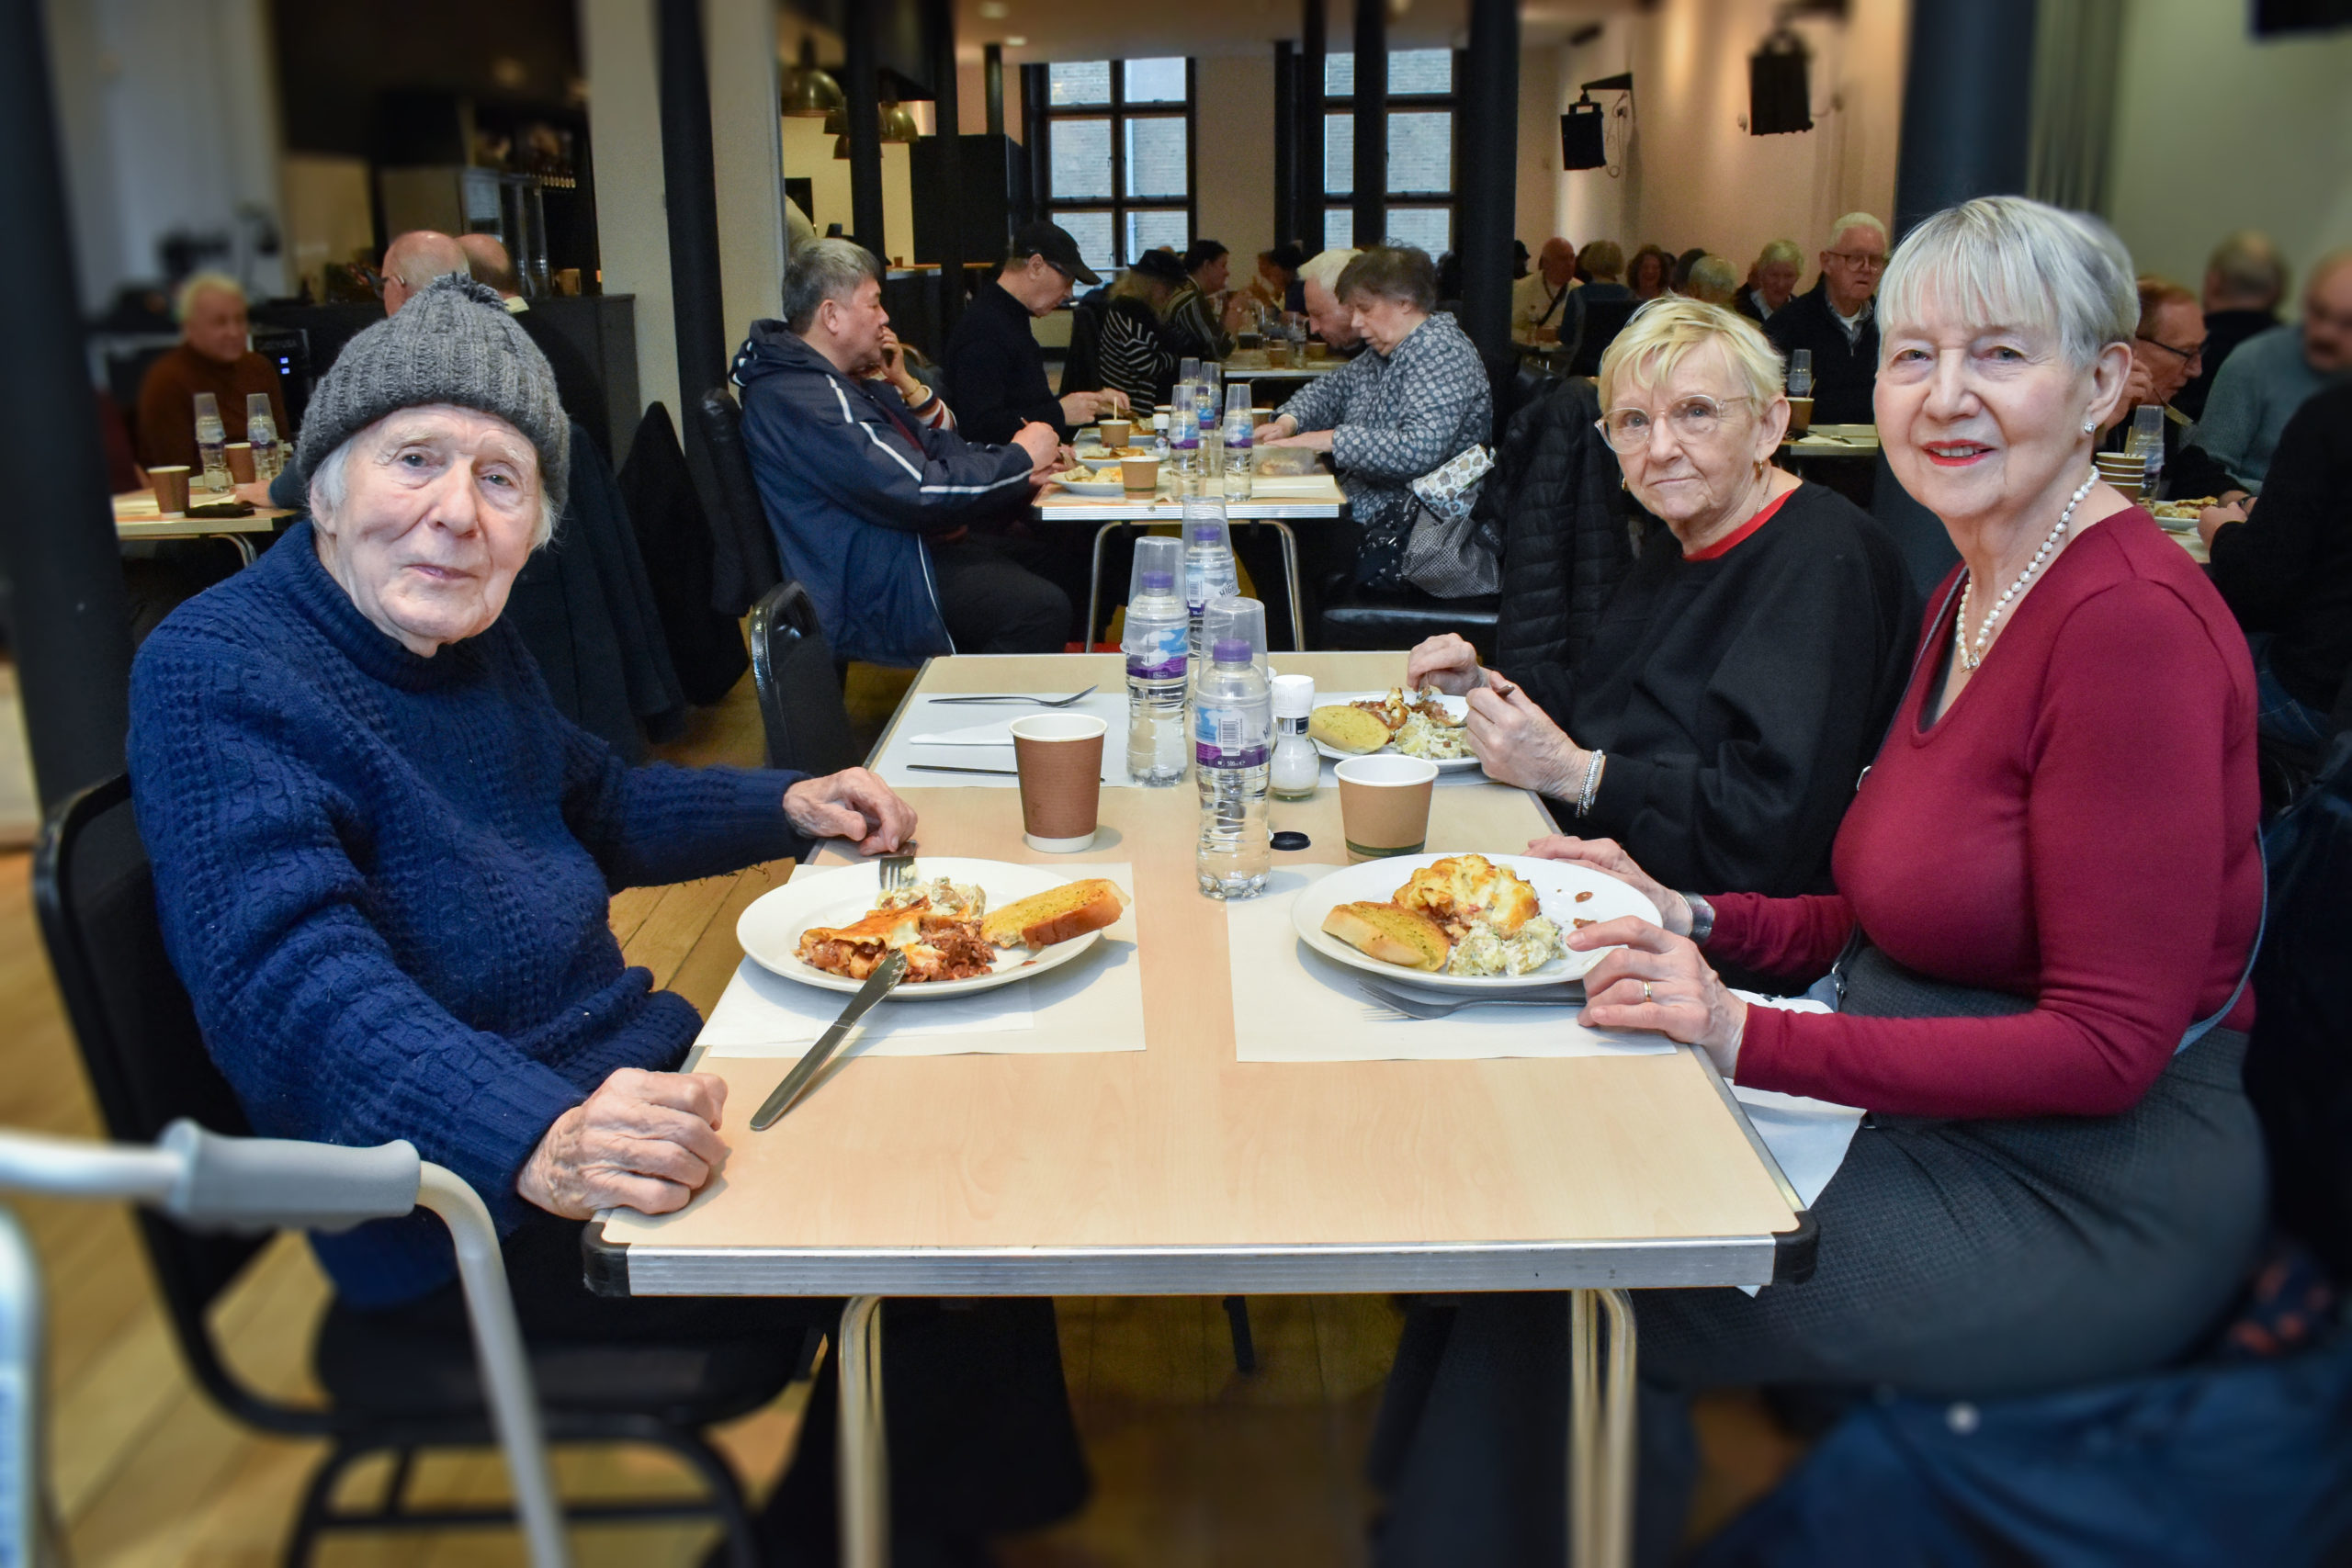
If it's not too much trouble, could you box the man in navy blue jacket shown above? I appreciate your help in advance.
[737,239,1074,665]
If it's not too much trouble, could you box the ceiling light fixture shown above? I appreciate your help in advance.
[780,36,845,118]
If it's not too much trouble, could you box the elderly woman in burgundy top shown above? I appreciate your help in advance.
[1371,197,2267,1565]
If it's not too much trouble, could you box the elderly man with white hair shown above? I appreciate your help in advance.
[1371,197,2264,1565]
[128,273,1091,1556]
[1764,210,1890,423]
[135,271,288,473]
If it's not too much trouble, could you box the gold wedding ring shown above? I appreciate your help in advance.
[1641,982,1654,1005]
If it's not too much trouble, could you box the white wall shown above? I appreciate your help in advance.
[777,120,917,262]
[1516,45,1563,258]
[581,0,680,425]
[1195,51,1276,265]
[1554,0,1906,282]
[2105,1,2352,292]
[44,0,287,310]
[708,0,787,344]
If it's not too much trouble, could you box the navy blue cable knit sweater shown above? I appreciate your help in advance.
[128,522,808,1306]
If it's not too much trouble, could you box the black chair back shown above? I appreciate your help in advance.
[693,385,784,615]
[32,775,330,1435]
[1569,299,1640,378]
[1060,288,1109,396]
[749,581,863,776]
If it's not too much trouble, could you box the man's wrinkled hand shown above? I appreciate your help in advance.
[518,1068,729,1220]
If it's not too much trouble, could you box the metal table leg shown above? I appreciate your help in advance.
[838,1296,888,1568]
[1567,1288,1637,1568]
[1084,523,1127,654]
[226,534,256,568]
[1262,520,1306,651]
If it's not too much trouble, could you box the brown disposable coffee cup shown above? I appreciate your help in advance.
[1335,755,1440,863]
[1122,457,1160,492]
[1011,714,1106,852]
[1784,397,1814,437]
[1305,341,1331,363]
[1266,344,1293,367]
[149,466,191,513]
[1100,417,1133,449]
[224,442,255,483]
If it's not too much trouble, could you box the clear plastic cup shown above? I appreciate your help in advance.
[1129,534,1184,599]
[1200,595,1268,668]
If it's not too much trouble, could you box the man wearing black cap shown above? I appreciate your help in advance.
[945,220,1131,445]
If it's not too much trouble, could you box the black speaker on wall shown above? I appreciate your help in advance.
[1749,33,1813,135]
[1561,98,1607,170]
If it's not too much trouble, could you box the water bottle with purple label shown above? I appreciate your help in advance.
[1193,597,1272,898]
[1122,536,1190,785]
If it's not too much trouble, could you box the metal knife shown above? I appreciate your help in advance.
[750,949,908,1130]
[905,761,1020,776]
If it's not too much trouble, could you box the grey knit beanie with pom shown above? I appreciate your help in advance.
[294,274,571,518]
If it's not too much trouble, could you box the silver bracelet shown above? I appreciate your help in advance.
[1681,893,1715,947]
[1574,750,1606,818]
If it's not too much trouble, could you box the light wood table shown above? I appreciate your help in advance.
[1034,474,1347,653]
[114,491,288,566]
[591,653,1813,1568]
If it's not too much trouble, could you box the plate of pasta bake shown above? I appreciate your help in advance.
[737,858,1128,998]
[1291,852,1657,990]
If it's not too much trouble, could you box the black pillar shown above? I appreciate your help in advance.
[1020,62,1050,227]
[656,0,727,406]
[1457,0,1519,361]
[1893,0,2037,240]
[983,44,1005,139]
[1351,0,1385,248]
[0,0,132,810]
[1273,41,1296,249]
[844,2,887,258]
[926,0,966,332]
[1300,0,1326,253]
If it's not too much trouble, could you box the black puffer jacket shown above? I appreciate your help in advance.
[1488,378,1636,692]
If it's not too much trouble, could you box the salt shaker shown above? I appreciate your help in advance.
[1269,673,1320,801]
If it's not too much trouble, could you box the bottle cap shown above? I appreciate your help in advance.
[1130,535,1182,600]
[1212,638,1251,664]
[1271,673,1316,717]
[1201,595,1267,665]
[1139,570,1173,592]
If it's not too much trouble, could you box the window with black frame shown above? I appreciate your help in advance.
[1321,49,1458,258]
[1041,58,1196,279]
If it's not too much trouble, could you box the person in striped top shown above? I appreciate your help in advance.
[1099,249,1187,415]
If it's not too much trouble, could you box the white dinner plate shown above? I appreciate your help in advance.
[1308,691,1485,772]
[1290,852,1660,991]
[1055,478,1131,497]
[1072,445,1148,463]
[737,857,1115,998]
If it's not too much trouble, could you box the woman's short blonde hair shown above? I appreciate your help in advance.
[1596,297,1787,412]
[1877,196,2136,373]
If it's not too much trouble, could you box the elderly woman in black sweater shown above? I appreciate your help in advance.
[1408,298,1917,897]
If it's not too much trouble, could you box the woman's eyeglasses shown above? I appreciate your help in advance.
[1597,395,1752,452]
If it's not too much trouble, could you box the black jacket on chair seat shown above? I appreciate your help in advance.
[616,403,751,707]
[1490,379,1636,688]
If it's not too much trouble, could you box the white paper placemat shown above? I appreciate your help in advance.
[1226,866,1675,1062]
[695,862,1147,1060]
[1725,999,1862,1292]
[876,691,1133,789]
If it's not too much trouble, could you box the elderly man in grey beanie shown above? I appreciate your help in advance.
[125,274,1091,1556]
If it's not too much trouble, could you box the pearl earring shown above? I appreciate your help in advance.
[2081,418,2097,434]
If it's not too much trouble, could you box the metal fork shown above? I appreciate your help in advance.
[876,853,915,891]
[1355,977,1586,1021]
[927,685,1100,707]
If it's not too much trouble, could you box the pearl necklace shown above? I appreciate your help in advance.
[1954,470,2097,672]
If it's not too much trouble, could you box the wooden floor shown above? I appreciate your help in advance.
[3,656,1801,1565]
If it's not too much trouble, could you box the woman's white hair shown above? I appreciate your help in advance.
[310,414,558,549]
[1876,196,2137,373]
[174,271,246,322]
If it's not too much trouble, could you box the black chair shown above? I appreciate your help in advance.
[749,581,864,776]
[693,384,784,618]
[32,776,795,1566]
[1315,585,1500,661]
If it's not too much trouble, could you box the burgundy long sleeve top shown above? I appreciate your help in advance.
[1712,509,2263,1121]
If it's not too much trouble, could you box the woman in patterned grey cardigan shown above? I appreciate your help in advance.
[1262,246,1493,587]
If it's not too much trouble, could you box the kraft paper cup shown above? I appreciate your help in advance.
[149,466,191,513]
[1122,457,1160,492]
[224,442,255,483]
[1266,344,1294,367]
[1011,714,1106,852]
[1784,397,1814,437]
[1100,417,1133,449]
[1336,755,1440,862]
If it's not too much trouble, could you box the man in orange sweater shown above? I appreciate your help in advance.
[134,273,288,474]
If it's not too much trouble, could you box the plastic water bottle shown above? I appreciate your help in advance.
[1221,383,1254,501]
[1122,537,1190,786]
[1193,606,1272,900]
[244,392,283,482]
[1150,412,1170,461]
[192,392,232,493]
[1170,382,1202,480]
[1182,499,1239,666]
[1787,348,1813,400]
[2130,404,2165,499]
